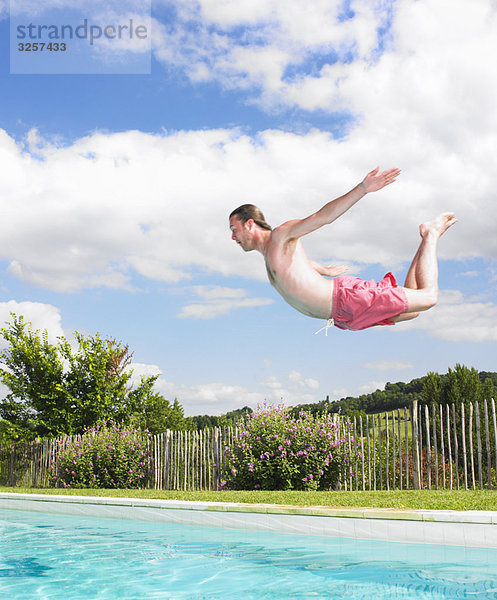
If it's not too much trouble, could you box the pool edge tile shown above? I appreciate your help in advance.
[2,492,497,548]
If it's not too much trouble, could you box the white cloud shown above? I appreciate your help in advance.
[126,362,162,387]
[0,300,64,348]
[362,360,414,371]
[259,370,320,406]
[358,381,386,395]
[152,0,386,108]
[154,377,265,416]
[263,375,282,390]
[288,370,301,382]
[190,286,246,300]
[177,285,273,319]
[287,369,320,390]
[150,0,497,143]
[305,378,319,390]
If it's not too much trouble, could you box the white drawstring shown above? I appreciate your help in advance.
[314,318,334,336]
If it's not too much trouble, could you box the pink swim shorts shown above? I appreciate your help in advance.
[331,272,408,331]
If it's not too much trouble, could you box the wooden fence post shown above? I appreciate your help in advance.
[392,411,396,490]
[359,416,365,491]
[432,403,438,490]
[366,414,372,491]
[440,404,446,489]
[404,407,409,490]
[397,409,403,490]
[492,399,497,489]
[411,400,421,489]
[461,403,468,490]
[484,400,491,489]
[385,412,390,491]
[425,404,431,490]
[475,401,483,490]
[446,404,453,490]
[469,402,476,490]
[353,417,358,491]
[372,415,376,491]
[451,403,459,490]
[378,414,383,491]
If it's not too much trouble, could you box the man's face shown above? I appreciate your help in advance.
[229,216,253,251]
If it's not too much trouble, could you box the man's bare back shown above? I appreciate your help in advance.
[229,167,457,332]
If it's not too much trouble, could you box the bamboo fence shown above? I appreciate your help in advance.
[1,399,496,491]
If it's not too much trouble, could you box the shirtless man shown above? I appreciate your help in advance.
[229,167,457,332]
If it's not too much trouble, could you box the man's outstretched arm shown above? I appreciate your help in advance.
[280,166,400,241]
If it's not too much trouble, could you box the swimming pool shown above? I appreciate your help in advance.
[1,508,497,599]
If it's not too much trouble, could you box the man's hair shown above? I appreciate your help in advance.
[229,204,272,231]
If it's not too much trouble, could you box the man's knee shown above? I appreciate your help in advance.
[422,290,438,311]
[401,287,437,313]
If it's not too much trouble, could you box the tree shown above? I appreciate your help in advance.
[131,389,194,434]
[217,406,253,427]
[444,364,483,407]
[0,314,186,440]
[191,406,254,430]
[0,315,67,439]
[422,371,443,406]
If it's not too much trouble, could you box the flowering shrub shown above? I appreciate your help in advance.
[52,422,153,489]
[222,405,355,491]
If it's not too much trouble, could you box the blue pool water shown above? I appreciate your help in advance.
[1,509,497,599]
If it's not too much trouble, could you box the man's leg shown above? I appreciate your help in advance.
[403,244,422,290]
[391,213,457,322]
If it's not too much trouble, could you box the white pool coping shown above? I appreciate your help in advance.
[1,492,497,548]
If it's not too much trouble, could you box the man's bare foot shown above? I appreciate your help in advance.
[419,212,457,239]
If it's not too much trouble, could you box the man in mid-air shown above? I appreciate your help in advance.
[229,167,457,332]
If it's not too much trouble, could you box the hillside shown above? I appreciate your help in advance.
[292,366,497,418]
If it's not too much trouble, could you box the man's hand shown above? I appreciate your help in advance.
[311,261,348,277]
[361,166,401,193]
[322,265,348,277]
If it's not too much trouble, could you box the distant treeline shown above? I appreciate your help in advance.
[293,365,497,420]
[190,365,497,429]
[190,406,253,430]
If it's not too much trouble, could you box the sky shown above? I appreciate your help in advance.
[0,0,496,417]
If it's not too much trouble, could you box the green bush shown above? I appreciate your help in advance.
[222,405,355,491]
[52,422,153,489]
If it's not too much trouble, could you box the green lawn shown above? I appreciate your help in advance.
[1,487,496,511]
